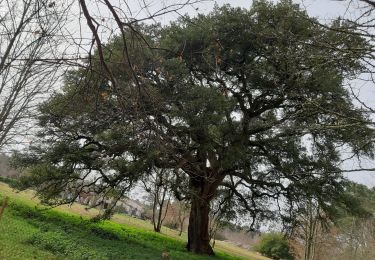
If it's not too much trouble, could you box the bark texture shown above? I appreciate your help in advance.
[186,172,222,255]
[187,195,214,255]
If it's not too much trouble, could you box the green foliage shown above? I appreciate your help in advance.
[0,176,18,186]
[333,182,375,228]
[0,207,55,259]
[254,233,293,260]
[345,182,375,212]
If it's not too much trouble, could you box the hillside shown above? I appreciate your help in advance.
[0,182,269,260]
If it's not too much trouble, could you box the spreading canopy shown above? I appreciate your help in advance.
[14,0,374,255]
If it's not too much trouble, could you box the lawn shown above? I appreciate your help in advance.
[0,182,269,260]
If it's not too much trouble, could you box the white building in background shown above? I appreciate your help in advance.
[62,189,146,219]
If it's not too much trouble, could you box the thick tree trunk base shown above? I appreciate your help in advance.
[186,196,214,255]
[187,243,214,255]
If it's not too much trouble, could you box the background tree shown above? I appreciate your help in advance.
[0,0,70,149]
[290,181,375,260]
[334,183,375,260]
[175,200,190,236]
[254,232,294,260]
[208,190,236,248]
[142,168,173,232]
[13,1,375,255]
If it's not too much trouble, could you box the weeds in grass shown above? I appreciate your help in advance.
[0,196,8,221]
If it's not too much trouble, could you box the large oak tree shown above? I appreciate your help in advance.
[14,1,374,255]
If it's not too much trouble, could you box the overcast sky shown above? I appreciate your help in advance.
[147,0,353,22]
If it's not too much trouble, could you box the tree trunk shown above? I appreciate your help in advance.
[187,194,214,255]
[179,215,186,236]
[185,157,224,255]
[155,188,166,232]
[152,189,159,232]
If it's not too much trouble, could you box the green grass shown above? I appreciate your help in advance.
[0,207,55,259]
[0,183,268,260]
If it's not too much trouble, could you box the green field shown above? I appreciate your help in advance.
[0,183,268,260]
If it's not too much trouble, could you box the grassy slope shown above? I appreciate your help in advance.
[0,209,55,259]
[0,183,268,260]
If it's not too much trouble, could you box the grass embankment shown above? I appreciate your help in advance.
[0,182,268,260]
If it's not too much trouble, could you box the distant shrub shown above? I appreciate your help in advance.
[0,176,18,186]
[254,232,293,260]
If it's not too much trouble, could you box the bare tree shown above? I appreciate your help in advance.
[143,168,172,232]
[291,198,327,260]
[176,200,190,236]
[0,0,72,149]
[0,0,202,151]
